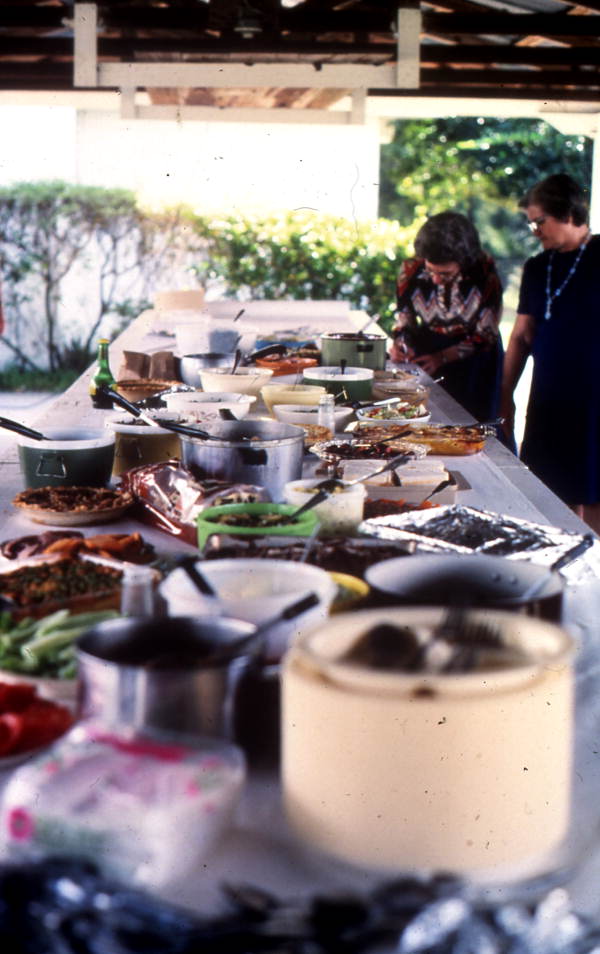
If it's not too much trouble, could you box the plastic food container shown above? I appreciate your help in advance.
[283,478,366,536]
[282,607,575,880]
[196,502,318,549]
[160,558,337,662]
[105,413,181,476]
[303,366,373,402]
[1,727,246,891]
[175,312,241,357]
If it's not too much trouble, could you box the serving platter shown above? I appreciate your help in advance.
[309,437,427,463]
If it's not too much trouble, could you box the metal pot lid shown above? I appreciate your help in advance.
[178,418,304,447]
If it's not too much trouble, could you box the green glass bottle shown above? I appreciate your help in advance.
[89,338,116,409]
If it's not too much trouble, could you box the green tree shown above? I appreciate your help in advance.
[379,117,593,282]
[0,181,199,372]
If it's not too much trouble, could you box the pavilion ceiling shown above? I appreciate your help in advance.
[0,0,598,106]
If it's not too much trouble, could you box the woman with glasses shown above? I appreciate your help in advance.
[390,211,504,423]
[500,173,600,530]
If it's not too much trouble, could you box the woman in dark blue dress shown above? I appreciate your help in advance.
[501,173,600,531]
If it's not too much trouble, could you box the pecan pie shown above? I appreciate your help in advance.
[12,487,134,526]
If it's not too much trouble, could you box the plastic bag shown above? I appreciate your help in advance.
[121,460,269,545]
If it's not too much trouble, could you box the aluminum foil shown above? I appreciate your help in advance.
[359,504,592,569]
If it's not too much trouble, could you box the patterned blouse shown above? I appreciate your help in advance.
[393,255,502,360]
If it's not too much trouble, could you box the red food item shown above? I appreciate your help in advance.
[255,356,318,376]
[363,498,437,520]
[0,713,25,755]
[0,682,73,757]
[0,682,37,714]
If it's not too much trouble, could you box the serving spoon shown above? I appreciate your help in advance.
[0,416,51,442]
[100,386,225,441]
[517,532,595,603]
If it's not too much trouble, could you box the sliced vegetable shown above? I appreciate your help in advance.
[0,609,119,679]
[0,682,73,756]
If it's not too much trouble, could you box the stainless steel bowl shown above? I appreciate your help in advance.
[77,615,260,739]
[180,352,234,386]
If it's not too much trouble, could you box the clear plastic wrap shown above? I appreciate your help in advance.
[120,460,269,545]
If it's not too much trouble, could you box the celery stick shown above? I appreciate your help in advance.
[21,628,81,662]
[34,609,71,637]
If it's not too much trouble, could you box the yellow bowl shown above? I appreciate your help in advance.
[261,383,325,414]
[329,572,370,613]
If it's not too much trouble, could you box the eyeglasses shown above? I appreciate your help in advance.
[424,264,459,281]
[527,216,547,233]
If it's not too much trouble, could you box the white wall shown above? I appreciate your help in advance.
[0,103,380,221]
[74,110,381,219]
[0,102,381,218]
[0,105,77,183]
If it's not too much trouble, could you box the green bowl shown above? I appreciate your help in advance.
[197,502,318,549]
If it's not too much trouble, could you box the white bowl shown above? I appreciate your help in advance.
[164,391,255,419]
[283,478,366,536]
[199,366,274,397]
[261,383,325,414]
[272,403,355,432]
[159,558,337,663]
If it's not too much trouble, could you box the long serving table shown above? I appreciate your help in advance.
[1,307,600,918]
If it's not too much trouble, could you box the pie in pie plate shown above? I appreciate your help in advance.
[12,486,134,526]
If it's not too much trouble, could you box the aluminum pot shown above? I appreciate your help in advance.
[76,615,260,740]
[180,419,305,500]
[180,352,234,386]
[364,553,564,622]
[17,427,115,489]
[320,333,388,371]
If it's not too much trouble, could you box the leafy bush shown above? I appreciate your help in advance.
[192,210,416,335]
[0,181,201,373]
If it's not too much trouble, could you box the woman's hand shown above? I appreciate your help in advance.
[414,352,446,376]
[390,339,415,364]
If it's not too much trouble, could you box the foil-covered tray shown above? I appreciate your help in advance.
[359,504,589,566]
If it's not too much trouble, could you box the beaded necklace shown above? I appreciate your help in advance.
[544,232,591,321]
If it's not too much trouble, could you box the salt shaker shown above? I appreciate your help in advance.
[120,564,155,617]
[317,393,336,435]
